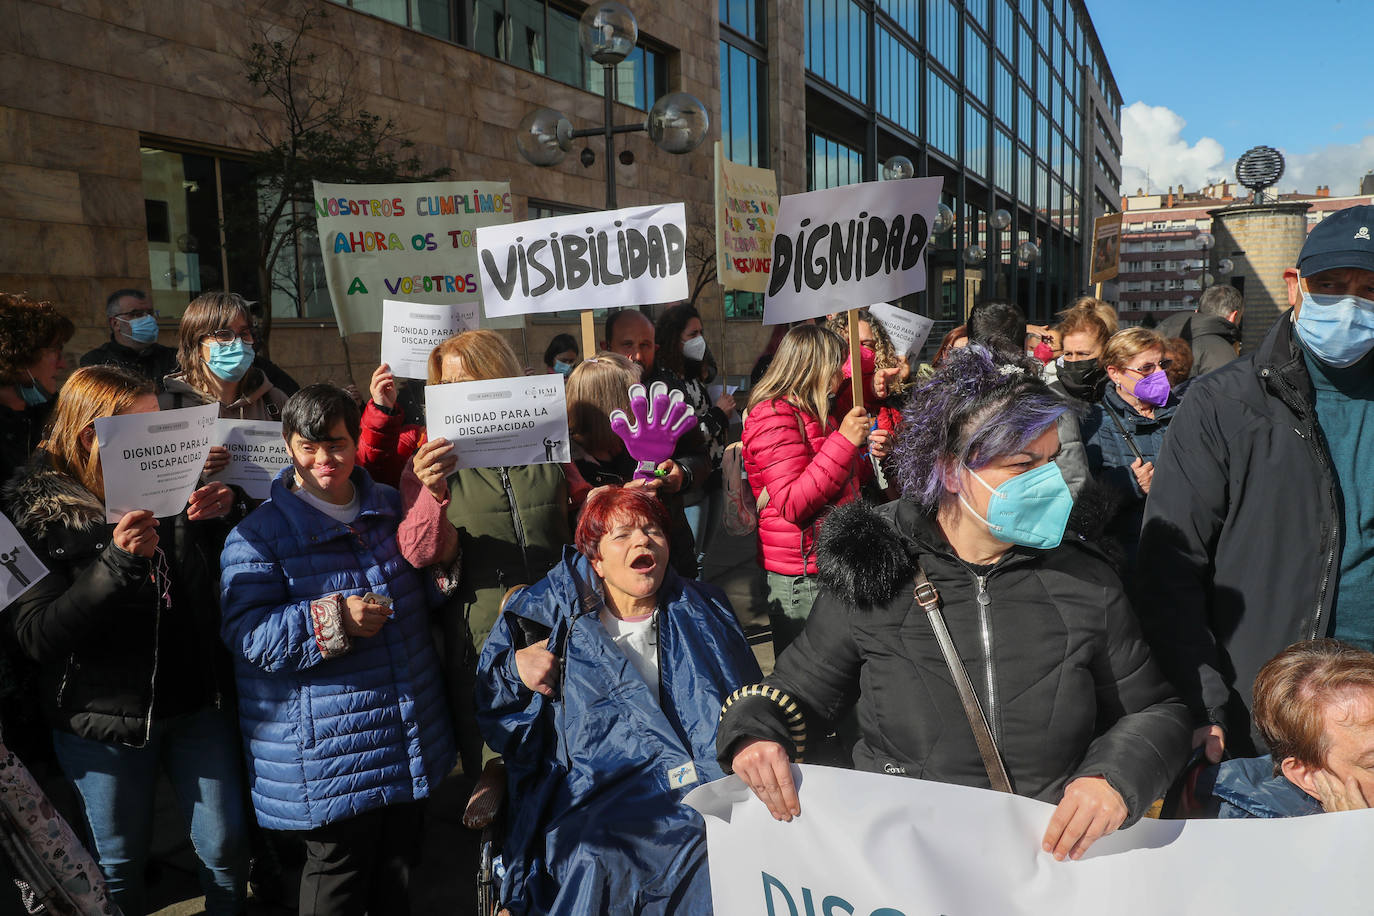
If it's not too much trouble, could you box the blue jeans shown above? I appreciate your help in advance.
[52,706,250,916]
[683,486,724,572]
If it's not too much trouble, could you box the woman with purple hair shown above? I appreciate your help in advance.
[717,344,1190,861]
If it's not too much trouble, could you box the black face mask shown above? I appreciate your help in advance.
[1057,358,1107,401]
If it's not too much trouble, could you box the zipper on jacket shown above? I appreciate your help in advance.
[1264,367,1340,638]
[973,573,1000,744]
[140,573,162,749]
[499,467,531,576]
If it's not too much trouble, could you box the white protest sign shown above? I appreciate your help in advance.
[0,512,48,612]
[208,420,291,500]
[477,203,689,318]
[688,764,1374,916]
[762,177,944,325]
[380,299,481,379]
[312,180,520,335]
[95,404,218,523]
[868,301,935,357]
[425,375,570,469]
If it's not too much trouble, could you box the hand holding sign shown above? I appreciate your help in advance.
[610,382,699,481]
[413,437,458,502]
[112,510,159,558]
[370,364,399,410]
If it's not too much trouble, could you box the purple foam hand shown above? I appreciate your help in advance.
[609,381,699,480]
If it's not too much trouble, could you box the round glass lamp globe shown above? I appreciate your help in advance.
[647,92,709,154]
[1217,257,1234,275]
[882,156,914,181]
[579,2,638,65]
[933,203,956,235]
[1016,240,1040,262]
[1196,232,1215,250]
[991,209,1012,230]
[515,108,571,167]
[963,244,986,265]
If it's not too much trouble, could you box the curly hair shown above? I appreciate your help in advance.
[893,344,1071,509]
[0,292,75,385]
[824,309,911,396]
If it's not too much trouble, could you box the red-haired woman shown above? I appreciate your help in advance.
[475,486,761,915]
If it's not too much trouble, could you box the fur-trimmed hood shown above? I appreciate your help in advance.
[1,457,105,539]
[816,482,1125,609]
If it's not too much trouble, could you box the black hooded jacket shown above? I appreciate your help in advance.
[1135,314,1341,755]
[717,499,1190,823]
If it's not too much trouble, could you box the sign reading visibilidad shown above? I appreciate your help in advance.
[95,404,219,523]
[380,300,481,379]
[209,420,292,501]
[426,375,571,470]
[477,203,689,318]
[762,177,944,325]
[0,511,49,613]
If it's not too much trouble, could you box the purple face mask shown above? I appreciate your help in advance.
[1130,369,1171,406]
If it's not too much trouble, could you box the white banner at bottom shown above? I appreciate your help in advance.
[685,764,1372,915]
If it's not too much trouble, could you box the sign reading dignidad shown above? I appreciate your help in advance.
[425,375,571,469]
[687,765,1373,916]
[380,299,481,379]
[762,177,944,325]
[476,203,689,318]
[313,179,515,336]
[95,404,219,522]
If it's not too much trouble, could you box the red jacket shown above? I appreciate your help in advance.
[742,398,868,576]
[356,402,426,488]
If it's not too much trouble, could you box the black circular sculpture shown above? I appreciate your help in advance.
[1235,145,1285,197]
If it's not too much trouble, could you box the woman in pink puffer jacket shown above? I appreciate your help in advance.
[742,324,892,652]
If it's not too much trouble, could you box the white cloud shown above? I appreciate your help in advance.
[1119,102,1228,196]
[1119,100,1374,197]
[1279,138,1374,196]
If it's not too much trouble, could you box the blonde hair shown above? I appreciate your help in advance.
[747,324,846,425]
[176,292,260,397]
[566,352,639,455]
[1102,327,1166,370]
[41,365,155,500]
[426,329,522,385]
[1061,296,1119,335]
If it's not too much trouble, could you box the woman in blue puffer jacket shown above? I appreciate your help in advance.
[219,384,455,915]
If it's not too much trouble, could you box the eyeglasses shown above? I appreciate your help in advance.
[116,309,157,320]
[1123,359,1174,376]
[203,327,255,344]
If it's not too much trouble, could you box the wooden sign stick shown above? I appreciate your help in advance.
[580,310,596,360]
[847,308,864,414]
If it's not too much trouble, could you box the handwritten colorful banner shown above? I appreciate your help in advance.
[714,142,779,294]
[313,180,516,335]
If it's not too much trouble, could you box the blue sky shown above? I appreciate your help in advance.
[1086,0,1374,195]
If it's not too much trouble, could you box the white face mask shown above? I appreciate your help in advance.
[682,334,707,362]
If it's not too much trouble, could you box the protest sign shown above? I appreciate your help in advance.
[762,177,943,326]
[687,764,1374,916]
[313,180,518,335]
[208,420,291,500]
[714,142,779,293]
[380,299,481,379]
[425,375,570,469]
[0,512,48,613]
[476,203,689,319]
[1090,211,1124,284]
[95,404,218,522]
[868,301,935,357]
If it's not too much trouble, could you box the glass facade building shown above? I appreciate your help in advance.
[719,0,1123,325]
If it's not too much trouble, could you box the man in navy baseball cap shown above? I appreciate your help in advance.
[1136,202,1374,771]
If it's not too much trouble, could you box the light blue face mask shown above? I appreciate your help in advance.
[959,460,1073,549]
[553,359,574,378]
[205,338,255,382]
[18,371,48,406]
[119,314,159,344]
[1294,290,1374,368]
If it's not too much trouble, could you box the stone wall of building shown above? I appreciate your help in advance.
[0,0,785,388]
[1210,203,1310,354]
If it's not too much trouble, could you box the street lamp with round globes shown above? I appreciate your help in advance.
[579,1,637,64]
[881,156,915,181]
[933,203,955,235]
[1216,257,1234,276]
[517,2,709,209]
[963,244,986,265]
[1016,240,1040,263]
[990,209,1012,230]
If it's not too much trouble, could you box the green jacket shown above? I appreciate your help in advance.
[445,464,571,645]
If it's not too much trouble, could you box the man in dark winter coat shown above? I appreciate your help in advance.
[1155,285,1244,377]
[1137,204,1374,763]
[80,289,179,390]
